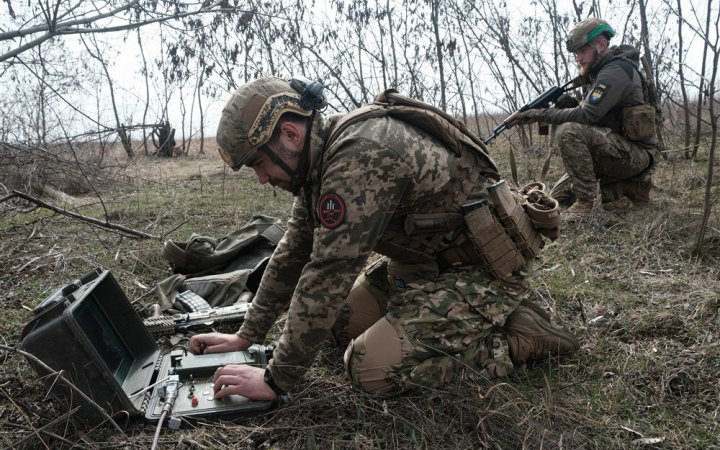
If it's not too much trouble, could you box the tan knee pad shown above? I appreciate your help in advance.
[343,318,403,396]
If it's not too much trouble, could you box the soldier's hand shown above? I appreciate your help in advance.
[188,332,251,355]
[213,364,277,401]
[507,109,544,128]
[554,94,579,109]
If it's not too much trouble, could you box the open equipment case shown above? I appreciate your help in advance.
[19,267,277,427]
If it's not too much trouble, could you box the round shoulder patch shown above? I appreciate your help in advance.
[318,193,346,229]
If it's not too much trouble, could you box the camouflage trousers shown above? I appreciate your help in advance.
[334,258,525,397]
[555,123,653,202]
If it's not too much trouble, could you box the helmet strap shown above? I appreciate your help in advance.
[291,111,316,195]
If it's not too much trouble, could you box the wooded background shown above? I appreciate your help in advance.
[1,0,718,249]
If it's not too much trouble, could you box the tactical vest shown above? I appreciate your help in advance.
[592,48,657,143]
[320,91,560,279]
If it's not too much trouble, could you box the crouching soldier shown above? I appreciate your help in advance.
[189,76,579,400]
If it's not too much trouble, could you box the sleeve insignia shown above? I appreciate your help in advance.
[318,193,346,229]
[588,82,610,104]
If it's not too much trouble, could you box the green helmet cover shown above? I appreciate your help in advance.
[566,18,616,52]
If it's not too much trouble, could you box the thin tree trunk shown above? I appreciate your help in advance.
[431,0,446,110]
[676,0,691,155]
[82,36,134,158]
[137,28,151,157]
[695,0,719,257]
[387,0,398,87]
[638,0,667,159]
[692,1,712,159]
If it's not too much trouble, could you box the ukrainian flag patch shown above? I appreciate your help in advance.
[588,82,610,104]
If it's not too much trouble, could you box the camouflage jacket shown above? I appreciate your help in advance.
[237,113,498,390]
[538,45,649,134]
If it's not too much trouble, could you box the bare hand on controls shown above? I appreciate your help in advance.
[213,364,277,401]
[188,332,250,355]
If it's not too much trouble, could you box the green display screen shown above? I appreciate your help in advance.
[72,295,133,384]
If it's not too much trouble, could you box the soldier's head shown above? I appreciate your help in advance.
[216,76,325,192]
[566,18,615,74]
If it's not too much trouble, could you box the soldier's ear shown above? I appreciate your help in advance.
[279,121,304,150]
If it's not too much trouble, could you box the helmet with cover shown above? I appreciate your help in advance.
[566,18,616,52]
[216,77,314,170]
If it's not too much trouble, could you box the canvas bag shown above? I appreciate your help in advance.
[156,215,285,310]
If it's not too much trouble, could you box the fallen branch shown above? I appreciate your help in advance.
[0,190,160,240]
[0,343,127,435]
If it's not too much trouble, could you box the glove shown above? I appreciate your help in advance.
[507,109,544,128]
[554,94,579,109]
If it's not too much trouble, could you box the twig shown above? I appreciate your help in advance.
[0,386,50,449]
[0,191,160,240]
[1,406,91,450]
[0,344,127,435]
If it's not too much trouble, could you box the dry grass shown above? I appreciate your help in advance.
[0,140,718,449]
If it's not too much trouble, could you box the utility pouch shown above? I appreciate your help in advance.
[462,200,525,279]
[488,181,544,259]
[622,104,656,141]
[522,189,561,240]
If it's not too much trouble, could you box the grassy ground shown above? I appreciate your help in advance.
[0,141,718,449]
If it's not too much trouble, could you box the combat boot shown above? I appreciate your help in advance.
[503,300,579,370]
[562,198,596,222]
[622,173,652,204]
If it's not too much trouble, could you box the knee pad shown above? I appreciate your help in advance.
[343,318,402,396]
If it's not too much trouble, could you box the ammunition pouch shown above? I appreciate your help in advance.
[462,200,525,279]
[488,181,545,259]
[393,180,561,280]
[622,103,656,141]
[457,181,562,278]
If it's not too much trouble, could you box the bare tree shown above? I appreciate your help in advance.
[692,1,712,159]
[695,0,719,257]
[80,34,134,158]
[638,0,668,159]
[676,0,692,155]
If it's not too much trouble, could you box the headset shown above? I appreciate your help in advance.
[289,77,327,110]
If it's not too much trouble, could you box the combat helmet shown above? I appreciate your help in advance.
[566,18,616,52]
[216,76,325,170]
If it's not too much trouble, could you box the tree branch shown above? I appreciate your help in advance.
[1,191,160,240]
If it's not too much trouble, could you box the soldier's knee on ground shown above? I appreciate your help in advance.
[343,318,403,396]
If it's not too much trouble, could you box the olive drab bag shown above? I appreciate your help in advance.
[156,215,285,311]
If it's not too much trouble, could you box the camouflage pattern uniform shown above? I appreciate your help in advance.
[236,112,526,395]
[521,45,659,204]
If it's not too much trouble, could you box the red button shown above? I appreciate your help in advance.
[191,397,199,407]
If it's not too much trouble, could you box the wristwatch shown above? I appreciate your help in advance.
[263,368,284,395]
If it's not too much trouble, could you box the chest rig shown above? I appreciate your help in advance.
[315,90,557,279]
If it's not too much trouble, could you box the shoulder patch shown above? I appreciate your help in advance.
[318,193,346,229]
[588,82,610,104]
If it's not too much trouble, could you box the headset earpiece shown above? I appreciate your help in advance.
[289,77,327,110]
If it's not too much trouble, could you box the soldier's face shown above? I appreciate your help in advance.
[247,150,295,191]
[573,43,597,73]
[247,124,304,191]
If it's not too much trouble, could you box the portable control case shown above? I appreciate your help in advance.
[19,268,275,426]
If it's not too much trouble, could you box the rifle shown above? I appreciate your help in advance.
[483,77,581,145]
[143,302,250,337]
